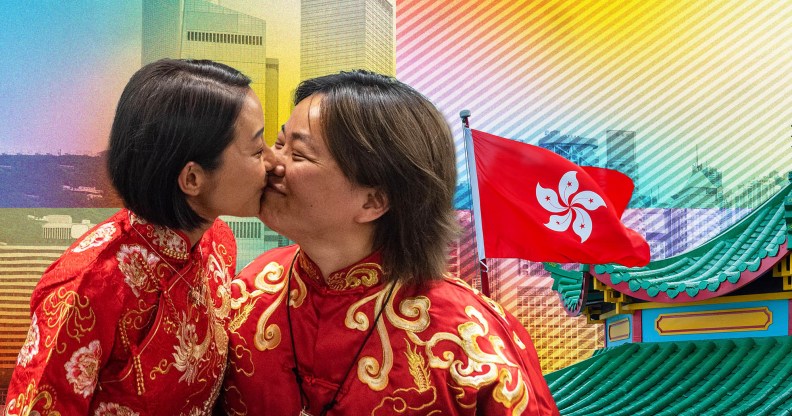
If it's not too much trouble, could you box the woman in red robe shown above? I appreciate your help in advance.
[221,71,560,415]
[4,59,273,415]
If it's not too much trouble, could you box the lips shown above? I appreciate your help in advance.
[265,182,287,195]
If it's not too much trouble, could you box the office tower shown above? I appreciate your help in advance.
[538,130,600,167]
[265,58,279,144]
[301,0,396,80]
[142,0,268,128]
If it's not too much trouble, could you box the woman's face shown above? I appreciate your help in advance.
[193,90,273,219]
[260,94,374,242]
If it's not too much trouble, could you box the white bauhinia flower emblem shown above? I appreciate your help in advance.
[536,171,606,243]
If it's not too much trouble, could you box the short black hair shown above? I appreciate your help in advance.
[294,71,459,285]
[108,58,251,230]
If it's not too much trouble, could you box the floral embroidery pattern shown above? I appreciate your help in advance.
[537,170,605,242]
[150,225,188,258]
[17,312,40,367]
[73,223,118,253]
[94,402,140,416]
[172,315,201,384]
[116,244,160,296]
[64,340,102,398]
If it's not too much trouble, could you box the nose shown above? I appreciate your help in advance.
[263,145,285,178]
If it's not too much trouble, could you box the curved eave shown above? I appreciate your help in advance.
[592,243,786,302]
[547,264,587,316]
[588,182,791,303]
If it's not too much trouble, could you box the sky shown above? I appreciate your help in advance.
[396,0,792,198]
[1,0,790,198]
[0,2,141,155]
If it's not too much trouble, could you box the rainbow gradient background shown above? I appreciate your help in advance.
[1,0,790,395]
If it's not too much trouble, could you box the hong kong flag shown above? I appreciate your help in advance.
[468,129,650,267]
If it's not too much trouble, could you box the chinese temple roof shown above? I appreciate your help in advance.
[550,182,791,307]
[546,336,792,415]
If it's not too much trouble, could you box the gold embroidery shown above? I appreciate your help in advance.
[406,306,529,413]
[298,252,382,291]
[41,287,96,358]
[449,384,477,410]
[298,253,322,282]
[513,332,526,350]
[233,261,305,352]
[3,381,61,416]
[229,343,255,377]
[253,263,286,351]
[448,277,506,318]
[327,263,382,290]
[150,290,228,394]
[346,286,395,391]
[228,297,260,333]
[371,340,439,415]
[207,242,233,321]
[405,340,431,392]
[492,368,529,414]
[345,284,431,392]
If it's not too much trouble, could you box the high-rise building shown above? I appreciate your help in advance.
[606,130,637,177]
[300,0,396,80]
[606,130,645,206]
[671,161,724,208]
[142,0,269,129]
[538,130,600,167]
[517,285,604,373]
[264,58,280,144]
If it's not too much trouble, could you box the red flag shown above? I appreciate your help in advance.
[470,129,650,267]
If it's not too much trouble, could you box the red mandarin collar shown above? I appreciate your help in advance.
[295,249,385,292]
[127,210,199,268]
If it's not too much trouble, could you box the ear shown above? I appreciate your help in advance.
[178,161,207,197]
[355,188,389,223]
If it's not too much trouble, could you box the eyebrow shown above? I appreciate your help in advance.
[281,124,313,145]
[251,127,265,143]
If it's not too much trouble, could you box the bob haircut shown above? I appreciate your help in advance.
[294,70,459,286]
[108,58,251,230]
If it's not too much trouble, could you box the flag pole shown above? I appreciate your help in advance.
[460,110,491,297]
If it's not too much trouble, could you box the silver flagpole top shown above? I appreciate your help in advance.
[459,109,471,128]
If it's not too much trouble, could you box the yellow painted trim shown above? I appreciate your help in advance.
[599,309,621,320]
[772,253,792,277]
[655,307,772,335]
[622,292,792,311]
[608,317,631,342]
[592,278,608,292]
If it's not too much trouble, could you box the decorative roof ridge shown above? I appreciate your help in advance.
[591,182,792,302]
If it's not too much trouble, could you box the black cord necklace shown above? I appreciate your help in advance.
[285,251,397,416]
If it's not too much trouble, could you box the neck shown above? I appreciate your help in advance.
[298,229,376,280]
[182,223,211,248]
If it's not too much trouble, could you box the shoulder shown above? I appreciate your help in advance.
[235,244,299,282]
[32,211,131,302]
[205,218,236,248]
[423,277,513,324]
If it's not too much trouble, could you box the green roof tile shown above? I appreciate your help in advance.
[546,336,792,416]
[589,183,792,302]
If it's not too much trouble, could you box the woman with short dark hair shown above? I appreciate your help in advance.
[222,71,559,415]
[4,58,273,415]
